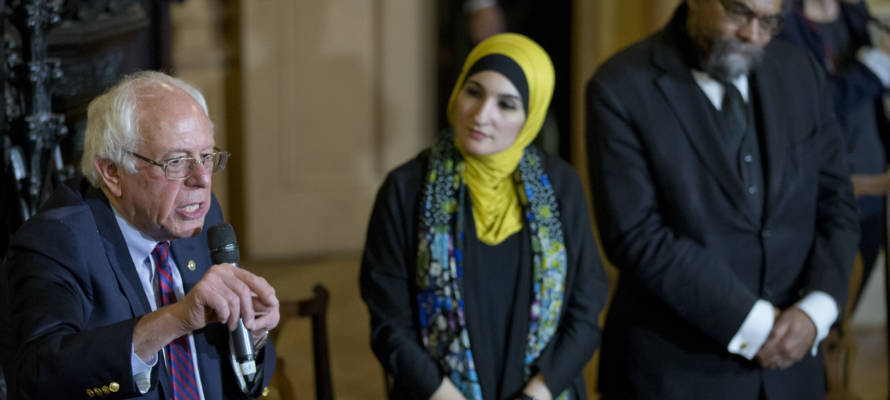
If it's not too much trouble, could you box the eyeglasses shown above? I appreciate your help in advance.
[129,149,231,180]
[718,0,785,35]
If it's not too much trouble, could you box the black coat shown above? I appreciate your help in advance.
[360,148,608,399]
[586,5,859,399]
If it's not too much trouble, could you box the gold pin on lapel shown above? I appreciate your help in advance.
[187,260,197,271]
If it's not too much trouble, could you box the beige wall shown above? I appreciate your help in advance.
[239,0,434,260]
[173,0,435,260]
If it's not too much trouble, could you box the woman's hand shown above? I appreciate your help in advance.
[431,377,466,400]
[519,373,553,400]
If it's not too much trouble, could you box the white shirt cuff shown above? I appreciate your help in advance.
[464,0,497,12]
[131,343,157,394]
[795,291,839,356]
[858,47,890,87]
[727,299,775,359]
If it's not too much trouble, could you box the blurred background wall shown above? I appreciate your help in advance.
[2,0,884,398]
[168,0,886,398]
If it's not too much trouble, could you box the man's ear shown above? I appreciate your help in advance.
[94,158,123,197]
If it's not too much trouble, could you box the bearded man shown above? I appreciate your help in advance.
[586,0,860,398]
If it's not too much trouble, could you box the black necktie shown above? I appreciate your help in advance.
[720,80,748,140]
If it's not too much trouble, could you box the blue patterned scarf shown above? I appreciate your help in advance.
[416,133,569,399]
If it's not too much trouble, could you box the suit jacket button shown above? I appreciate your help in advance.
[109,382,120,393]
[86,388,95,397]
[187,260,197,271]
[102,385,110,395]
[262,386,271,397]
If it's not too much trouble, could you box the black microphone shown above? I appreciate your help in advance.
[207,223,256,382]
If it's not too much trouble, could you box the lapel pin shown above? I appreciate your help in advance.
[187,260,197,271]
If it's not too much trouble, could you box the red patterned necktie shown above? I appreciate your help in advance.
[153,241,200,400]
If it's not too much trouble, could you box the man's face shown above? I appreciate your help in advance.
[106,86,215,241]
[687,0,783,80]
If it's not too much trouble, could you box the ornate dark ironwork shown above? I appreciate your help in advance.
[1,1,176,396]
[54,51,123,97]
[2,0,169,257]
[2,0,66,259]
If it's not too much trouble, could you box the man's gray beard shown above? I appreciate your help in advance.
[702,39,764,81]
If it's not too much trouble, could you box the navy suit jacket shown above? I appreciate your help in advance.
[0,179,274,399]
[587,4,859,399]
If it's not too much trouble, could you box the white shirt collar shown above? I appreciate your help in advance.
[111,206,161,268]
[690,70,749,110]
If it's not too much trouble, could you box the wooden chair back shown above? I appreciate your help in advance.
[269,284,334,400]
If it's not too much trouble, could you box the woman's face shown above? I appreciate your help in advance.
[454,70,527,156]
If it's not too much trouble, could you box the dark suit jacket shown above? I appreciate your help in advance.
[0,179,274,399]
[586,5,859,399]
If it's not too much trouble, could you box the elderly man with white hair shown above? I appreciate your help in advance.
[0,71,279,400]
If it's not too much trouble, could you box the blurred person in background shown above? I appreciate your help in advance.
[437,0,572,158]
[780,0,890,308]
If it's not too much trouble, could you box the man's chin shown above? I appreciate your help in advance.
[705,52,761,81]
[167,221,206,240]
[701,39,763,81]
[723,54,754,78]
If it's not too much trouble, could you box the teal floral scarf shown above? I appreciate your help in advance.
[416,133,569,399]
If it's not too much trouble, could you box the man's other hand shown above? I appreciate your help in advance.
[173,263,280,333]
[755,307,817,369]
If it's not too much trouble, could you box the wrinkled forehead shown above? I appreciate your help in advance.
[746,0,782,15]
[690,0,782,15]
[137,88,212,148]
[721,0,782,15]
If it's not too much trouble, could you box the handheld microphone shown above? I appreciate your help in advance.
[207,223,256,383]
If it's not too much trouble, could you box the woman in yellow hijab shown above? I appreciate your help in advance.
[361,33,607,400]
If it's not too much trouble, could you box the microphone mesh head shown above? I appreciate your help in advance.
[207,223,239,264]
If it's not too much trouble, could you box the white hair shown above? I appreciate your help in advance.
[81,71,211,187]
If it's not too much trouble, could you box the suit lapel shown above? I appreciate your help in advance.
[752,47,791,219]
[84,187,152,317]
[170,234,209,294]
[652,31,756,225]
[85,184,222,398]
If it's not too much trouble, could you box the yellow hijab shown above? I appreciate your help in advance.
[446,33,555,245]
